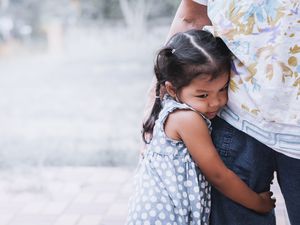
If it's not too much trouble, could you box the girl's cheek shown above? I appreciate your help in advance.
[222,94,228,106]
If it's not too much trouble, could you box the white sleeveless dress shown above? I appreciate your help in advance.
[126,95,212,225]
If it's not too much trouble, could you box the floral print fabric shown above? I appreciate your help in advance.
[195,0,300,159]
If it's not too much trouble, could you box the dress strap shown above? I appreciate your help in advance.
[158,95,212,132]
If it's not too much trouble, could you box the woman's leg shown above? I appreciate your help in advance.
[275,151,300,225]
[210,117,276,225]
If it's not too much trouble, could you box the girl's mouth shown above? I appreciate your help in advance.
[206,111,218,119]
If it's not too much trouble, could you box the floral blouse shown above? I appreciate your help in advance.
[194,0,300,159]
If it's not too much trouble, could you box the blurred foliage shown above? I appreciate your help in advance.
[78,0,181,21]
[0,0,180,24]
[0,0,180,43]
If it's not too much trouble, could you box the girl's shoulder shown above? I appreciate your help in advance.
[160,95,211,130]
[158,95,212,142]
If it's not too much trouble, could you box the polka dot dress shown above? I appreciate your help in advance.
[126,95,212,225]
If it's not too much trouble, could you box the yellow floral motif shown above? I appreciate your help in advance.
[279,61,293,82]
[237,61,244,67]
[270,7,285,26]
[241,104,260,115]
[290,45,300,54]
[266,64,274,80]
[226,1,255,37]
[250,109,260,115]
[227,2,285,35]
[245,63,257,83]
[256,45,274,59]
[229,79,239,92]
[293,77,300,88]
[241,104,250,112]
[230,16,255,36]
[247,63,257,75]
[242,17,255,35]
[288,56,298,67]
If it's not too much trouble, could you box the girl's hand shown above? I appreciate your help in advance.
[256,191,276,214]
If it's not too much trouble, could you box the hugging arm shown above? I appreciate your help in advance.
[168,110,275,214]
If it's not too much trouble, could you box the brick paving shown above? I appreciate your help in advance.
[0,167,290,225]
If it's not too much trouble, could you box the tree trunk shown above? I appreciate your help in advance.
[119,0,152,38]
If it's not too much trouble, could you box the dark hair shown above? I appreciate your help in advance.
[142,29,232,143]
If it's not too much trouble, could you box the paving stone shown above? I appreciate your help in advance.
[0,214,14,225]
[73,192,96,203]
[53,215,80,225]
[0,167,291,225]
[0,203,24,214]
[19,201,47,215]
[41,201,70,215]
[8,215,56,225]
[77,215,102,225]
[94,193,116,204]
[65,203,108,215]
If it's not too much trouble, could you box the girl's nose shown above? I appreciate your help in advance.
[209,97,220,108]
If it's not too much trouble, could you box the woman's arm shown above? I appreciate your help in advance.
[142,0,211,123]
[167,0,211,40]
[165,110,275,213]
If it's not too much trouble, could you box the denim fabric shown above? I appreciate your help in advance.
[275,151,300,225]
[209,117,278,225]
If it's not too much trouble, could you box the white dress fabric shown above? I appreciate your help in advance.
[126,95,211,225]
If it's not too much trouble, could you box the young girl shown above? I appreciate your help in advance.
[126,30,275,225]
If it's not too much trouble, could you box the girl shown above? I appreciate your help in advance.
[126,30,275,225]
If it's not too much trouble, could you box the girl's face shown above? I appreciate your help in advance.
[177,73,229,119]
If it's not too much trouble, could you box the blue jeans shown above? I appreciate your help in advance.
[210,117,300,225]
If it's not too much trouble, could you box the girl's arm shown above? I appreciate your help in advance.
[165,110,275,213]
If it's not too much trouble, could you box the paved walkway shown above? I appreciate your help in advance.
[0,167,290,225]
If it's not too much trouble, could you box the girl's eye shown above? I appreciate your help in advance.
[196,94,208,98]
[220,84,229,92]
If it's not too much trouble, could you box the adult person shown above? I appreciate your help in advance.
[145,0,300,225]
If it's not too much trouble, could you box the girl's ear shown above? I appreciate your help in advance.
[165,81,177,98]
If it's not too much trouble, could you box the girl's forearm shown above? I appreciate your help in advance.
[208,169,263,212]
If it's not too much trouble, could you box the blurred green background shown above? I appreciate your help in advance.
[0,0,180,168]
